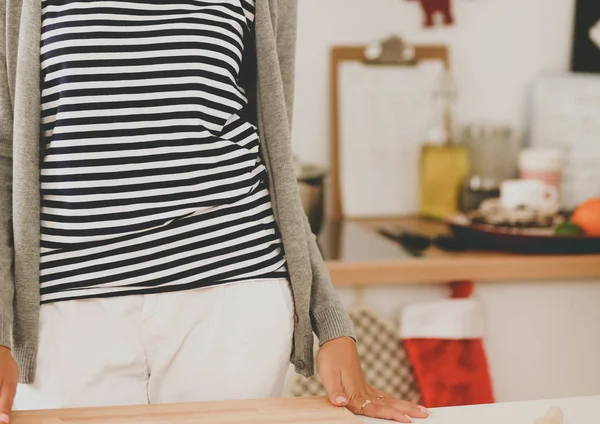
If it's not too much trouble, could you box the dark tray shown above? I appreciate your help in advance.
[445,215,600,254]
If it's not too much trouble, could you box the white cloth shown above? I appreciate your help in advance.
[399,298,485,340]
[15,279,293,410]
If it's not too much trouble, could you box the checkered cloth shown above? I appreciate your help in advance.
[288,306,421,403]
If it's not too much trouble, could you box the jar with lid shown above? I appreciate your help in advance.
[460,125,519,211]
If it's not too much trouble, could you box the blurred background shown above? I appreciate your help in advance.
[294,0,570,164]
[287,0,600,408]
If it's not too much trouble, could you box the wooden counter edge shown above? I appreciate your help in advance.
[12,397,362,424]
[327,254,600,286]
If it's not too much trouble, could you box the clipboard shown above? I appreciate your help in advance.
[330,37,454,221]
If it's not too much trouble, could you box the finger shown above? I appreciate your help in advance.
[0,380,16,424]
[358,402,414,423]
[383,397,429,418]
[373,389,430,418]
[319,369,348,407]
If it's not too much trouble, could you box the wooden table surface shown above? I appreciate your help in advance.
[322,217,600,286]
[14,396,600,424]
[13,397,361,424]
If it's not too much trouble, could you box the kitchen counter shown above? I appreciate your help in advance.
[14,396,600,424]
[322,218,600,286]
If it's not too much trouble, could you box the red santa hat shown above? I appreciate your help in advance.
[400,281,495,408]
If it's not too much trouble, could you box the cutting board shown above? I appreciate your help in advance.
[13,396,362,424]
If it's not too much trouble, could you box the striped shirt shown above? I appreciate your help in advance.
[39,0,288,304]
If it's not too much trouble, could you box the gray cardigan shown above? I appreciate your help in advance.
[0,0,355,384]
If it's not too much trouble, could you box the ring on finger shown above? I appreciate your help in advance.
[359,399,372,415]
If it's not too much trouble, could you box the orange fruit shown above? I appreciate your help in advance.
[571,198,600,236]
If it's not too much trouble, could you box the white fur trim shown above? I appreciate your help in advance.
[399,298,485,339]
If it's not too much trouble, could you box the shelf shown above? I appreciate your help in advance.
[321,217,600,286]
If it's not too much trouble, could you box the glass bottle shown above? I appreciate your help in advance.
[461,125,519,212]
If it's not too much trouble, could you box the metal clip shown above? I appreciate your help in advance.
[364,35,417,66]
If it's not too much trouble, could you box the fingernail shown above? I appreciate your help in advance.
[418,405,431,415]
[405,415,414,423]
[335,396,347,405]
[0,413,10,423]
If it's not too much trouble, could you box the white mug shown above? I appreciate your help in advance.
[500,179,558,212]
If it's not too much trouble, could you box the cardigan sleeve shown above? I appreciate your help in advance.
[0,2,15,351]
[275,0,356,344]
[305,215,356,345]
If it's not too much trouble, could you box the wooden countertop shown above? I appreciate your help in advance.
[13,397,361,424]
[321,218,600,286]
[14,395,600,424]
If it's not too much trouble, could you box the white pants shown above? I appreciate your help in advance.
[15,279,294,410]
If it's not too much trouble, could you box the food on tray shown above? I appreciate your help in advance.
[466,198,556,228]
[554,221,583,235]
[571,197,600,236]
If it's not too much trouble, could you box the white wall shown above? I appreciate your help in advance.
[291,0,600,402]
[292,0,575,165]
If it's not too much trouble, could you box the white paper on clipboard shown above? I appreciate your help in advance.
[338,61,444,217]
[529,74,600,209]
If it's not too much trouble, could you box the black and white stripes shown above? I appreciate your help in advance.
[39,0,288,303]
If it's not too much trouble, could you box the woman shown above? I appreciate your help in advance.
[0,1,429,422]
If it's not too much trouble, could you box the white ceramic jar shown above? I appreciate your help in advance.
[518,148,563,188]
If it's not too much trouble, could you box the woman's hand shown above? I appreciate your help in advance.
[317,337,429,423]
[0,346,18,424]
